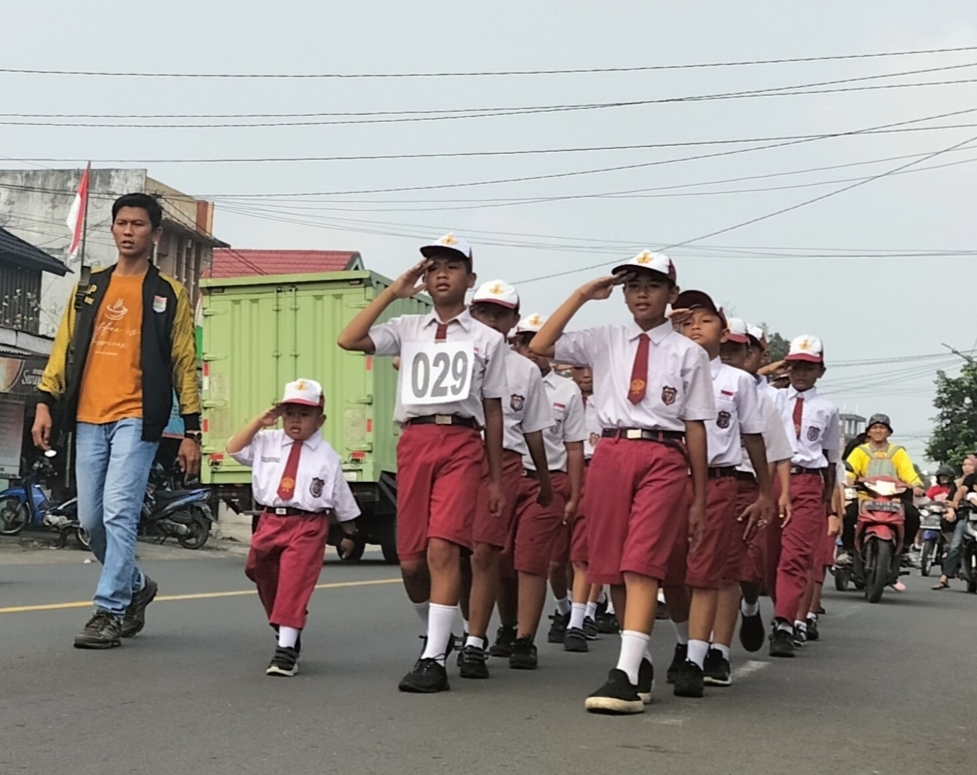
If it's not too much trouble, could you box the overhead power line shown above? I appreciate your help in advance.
[1,45,975,78]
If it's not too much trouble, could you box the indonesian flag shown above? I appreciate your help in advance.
[66,164,91,258]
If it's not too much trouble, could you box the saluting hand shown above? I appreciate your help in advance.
[258,404,284,428]
[389,259,434,299]
[666,308,694,328]
[577,272,629,302]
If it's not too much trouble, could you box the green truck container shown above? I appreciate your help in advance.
[199,270,432,562]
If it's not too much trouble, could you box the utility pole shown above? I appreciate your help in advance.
[941,343,976,366]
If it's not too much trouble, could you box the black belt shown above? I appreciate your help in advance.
[734,470,757,482]
[261,506,329,517]
[707,466,738,479]
[523,469,564,479]
[407,415,479,429]
[790,466,825,477]
[601,428,685,442]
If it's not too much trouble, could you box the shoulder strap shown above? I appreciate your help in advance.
[74,265,91,311]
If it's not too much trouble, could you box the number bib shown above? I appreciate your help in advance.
[400,341,475,406]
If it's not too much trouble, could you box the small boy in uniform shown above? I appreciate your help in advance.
[337,234,508,693]
[227,379,360,677]
[769,335,840,657]
[531,251,715,715]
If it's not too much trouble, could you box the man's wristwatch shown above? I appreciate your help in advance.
[184,431,203,444]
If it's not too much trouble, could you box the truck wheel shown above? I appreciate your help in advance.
[380,534,399,565]
[338,536,366,562]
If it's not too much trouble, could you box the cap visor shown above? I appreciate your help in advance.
[726,333,749,344]
[421,244,470,261]
[471,298,518,309]
[612,264,670,278]
[784,353,823,363]
[280,398,323,406]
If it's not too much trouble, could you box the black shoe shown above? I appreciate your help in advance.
[769,628,796,658]
[456,632,469,667]
[489,625,517,658]
[583,616,599,640]
[806,618,820,642]
[666,643,688,684]
[739,611,765,653]
[509,637,538,670]
[272,625,302,658]
[120,576,158,638]
[817,605,826,615]
[703,648,731,687]
[564,627,589,653]
[585,669,645,714]
[266,646,299,677]
[637,658,654,704]
[596,612,620,634]
[673,660,705,698]
[73,610,123,649]
[458,644,490,679]
[792,625,807,648]
[547,611,570,644]
[399,658,450,693]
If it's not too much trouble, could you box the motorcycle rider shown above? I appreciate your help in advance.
[933,456,977,591]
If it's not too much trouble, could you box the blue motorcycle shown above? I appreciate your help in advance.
[139,463,215,550]
[918,501,947,578]
[0,450,57,536]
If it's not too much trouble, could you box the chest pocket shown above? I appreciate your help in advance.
[714,396,737,435]
[802,410,828,445]
[646,368,685,421]
[547,402,567,441]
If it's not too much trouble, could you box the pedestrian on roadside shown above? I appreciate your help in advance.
[33,193,202,649]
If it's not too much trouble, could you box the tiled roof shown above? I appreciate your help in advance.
[210,249,362,278]
[0,228,70,275]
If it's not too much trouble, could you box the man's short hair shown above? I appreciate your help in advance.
[112,193,163,230]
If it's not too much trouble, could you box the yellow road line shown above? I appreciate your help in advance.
[0,577,401,614]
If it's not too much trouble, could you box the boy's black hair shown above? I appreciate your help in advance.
[112,193,163,230]
[424,246,474,273]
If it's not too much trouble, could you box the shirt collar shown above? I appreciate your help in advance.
[424,307,473,332]
[627,318,673,344]
[710,356,722,378]
[284,431,323,451]
[787,385,818,401]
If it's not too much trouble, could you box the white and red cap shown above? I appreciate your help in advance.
[747,324,767,348]
[612,250,676,282]
[785,335,825,363]
[471,279,519,309]
[515,312,547,334]
[280,378,325,407]
[726,317,749,344]
[420,233,473,263]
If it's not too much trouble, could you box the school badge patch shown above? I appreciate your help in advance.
[510,394,525,411]
[661,386,677,406]
[716,411,731,429]
[310,477,324,498]
[807,426,821,442]
[152,295,167,313]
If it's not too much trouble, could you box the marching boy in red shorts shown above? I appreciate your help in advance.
[532,251,715,715]
[227,379,360,677]
[338,234,508,693]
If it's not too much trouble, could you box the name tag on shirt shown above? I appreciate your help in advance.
[400,341,475,406]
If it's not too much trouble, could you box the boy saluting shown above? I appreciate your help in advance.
[531,251,714,715]
[338,234,508,694]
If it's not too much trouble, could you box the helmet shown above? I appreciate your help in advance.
[936,465,956,480]
[866,413,893,433]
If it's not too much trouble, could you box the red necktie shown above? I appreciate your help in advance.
[792,395,804,439]
[435,321,448,342]
[628,334,649,405]
[277,441,302,501]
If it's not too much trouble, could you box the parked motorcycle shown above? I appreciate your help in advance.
[0,450,57,536]
[956,500,977,594]
[42,495,91,550]
[918,501,947,578]
[139,464,214,549]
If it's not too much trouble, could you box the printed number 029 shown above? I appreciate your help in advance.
[411,350,470,399]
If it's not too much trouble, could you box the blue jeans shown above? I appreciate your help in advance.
[76,420,159,616]
[942,518,968,579]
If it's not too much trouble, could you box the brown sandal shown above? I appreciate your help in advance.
[932,578,950,590]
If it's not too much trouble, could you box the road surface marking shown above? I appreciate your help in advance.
[730,660,770,681]
[0,577,402,614]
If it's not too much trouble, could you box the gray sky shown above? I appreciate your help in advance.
[3,1,977,465]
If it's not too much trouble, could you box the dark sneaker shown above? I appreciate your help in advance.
[458,644,490,679]
[509,637,538,670]
[564,627,589,653]
[120,576,158,638]
[455,632,469,667]
[596,612,620,634]
[73,610,122,649]
[583,616,599,640]
[547,611,570,644]
[806,618,820,642]
[489,625,517,658]
[666,643,688,684]
[673,660,705,698]
[271,626,302,658]
[637,658,654,704]
[769,628,796,658]
[792,625,807,648]
[703,648,731,687]
[399,658,450,693]
[739,611,765,653]
[266,646,299,677]
[585,669,645,715]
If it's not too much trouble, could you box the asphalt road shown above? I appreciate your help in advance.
[2,548,974,775]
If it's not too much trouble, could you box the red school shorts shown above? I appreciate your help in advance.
[725,475,760,585]
[395,423,484,561]
[569,465,590,565]
[472,450,525,549]
[583,437,691,586]
[513,471,570,577]
[686,474,741,589]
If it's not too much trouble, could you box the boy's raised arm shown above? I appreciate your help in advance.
[338,259,431,352]
[530,274,626,357]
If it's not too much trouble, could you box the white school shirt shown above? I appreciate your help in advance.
[503,349,554,456]
[706,359,764,468]
[369,309,508,427]
[524,370,588,472]
[737,381,794,475]
[229,429,361,521]
[582,395,601,459]
[774,385,841,469]
[554,319,716,432]
[761,380,782,402]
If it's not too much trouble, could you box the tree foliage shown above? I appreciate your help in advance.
[766,331,790,362]
[926,363,977,465]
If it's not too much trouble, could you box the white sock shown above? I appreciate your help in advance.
[598,588,608,605]
[569,602,587,631]
[741,599,760,617]
[687,639,710,669]
[585,601,598,621]
[278,626,300,649]
[605,594,616,615]
[806,613,818,624]
[420,603,457,665]
[794,619,807,633]
[413,600,430,628]
[672,619,690,646]
[615,630,650,685]
[715,643,731,661]
[462,618,470,635]
[465,634,485,650]
[776,620,793,633]
[555,596,571,616]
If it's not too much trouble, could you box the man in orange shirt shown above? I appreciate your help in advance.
[34,193,201,649]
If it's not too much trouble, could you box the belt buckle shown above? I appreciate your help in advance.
[435,415,452,426]
[274,507,288,516]
[625,429,643,440]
